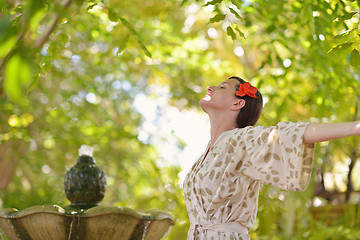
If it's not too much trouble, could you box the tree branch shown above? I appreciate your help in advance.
[35,0,74,48]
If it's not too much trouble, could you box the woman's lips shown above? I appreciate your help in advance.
[203,93,211,100]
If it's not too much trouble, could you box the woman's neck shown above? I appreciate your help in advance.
[209,114,237,148]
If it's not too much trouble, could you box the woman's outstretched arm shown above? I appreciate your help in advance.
[303,121,360,144]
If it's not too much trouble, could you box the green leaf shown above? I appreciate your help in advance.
[333,29,357,44]
[4,53,35,104]
[0,34,17,59]
[226,26,236,40]
[119,17,152,57]
[75,0,84,7]
[118,34,129,54]
[336,12,357,22]
[230,0,241,8]
[229,7,242,20]
[107,9,119,22]
[26,0,46,21]
[138,39,152,58]
[29,8,46,33]
[300,3,312,24]
[58,33,69,45]
[119,17,139,37]
[87,2,98,11]
[0,0,10,13]
[203,0,223,7]
[328,42,354,53]
[350,49,360,68]
[235,26,245,39]
[181,0,188,6]
[0,16,17,58]
[27,73,40,92]
[209,13,226,23]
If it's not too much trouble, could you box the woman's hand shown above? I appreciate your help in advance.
[355,121,360,136]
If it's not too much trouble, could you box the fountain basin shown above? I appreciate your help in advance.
[0,205,174,240]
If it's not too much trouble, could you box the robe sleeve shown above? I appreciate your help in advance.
[240,122,315,191]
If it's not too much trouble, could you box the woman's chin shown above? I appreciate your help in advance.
[199,99,209,113]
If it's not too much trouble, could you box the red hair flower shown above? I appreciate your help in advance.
[236,82,258,98]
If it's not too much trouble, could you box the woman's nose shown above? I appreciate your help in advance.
[207,86,214,93]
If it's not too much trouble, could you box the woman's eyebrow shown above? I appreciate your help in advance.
[220,82,230,85]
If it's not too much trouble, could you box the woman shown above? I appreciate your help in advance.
[183,76,360,240]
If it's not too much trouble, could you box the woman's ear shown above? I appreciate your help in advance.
[231,99,246,111]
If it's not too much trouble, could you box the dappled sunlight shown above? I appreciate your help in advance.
[134,87,210,177]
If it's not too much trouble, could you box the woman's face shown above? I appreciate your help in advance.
[199,78,240,113]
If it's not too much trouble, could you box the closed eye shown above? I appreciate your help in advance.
[218,82,230,89]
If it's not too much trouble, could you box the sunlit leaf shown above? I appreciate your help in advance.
[118,17,152,57]
[0,35,17,58]
[107,8,118,22]
[226,26,236,40]
[27,73,40,92]
[333,29,357,44]
[29,7,46,33]
[300,3,312,24]
[58,33,69,45]
[235,26,245,39]
[0,0,9,13]
[335,11,357,22]
[119,17,138,36]
[75,0,84,7]
[350,49,360,68]
[328,42,354,53]
[229,7,243,20]
[26,0,46,21]
[209,13,226,23]
[4,53,36,104]
[0,17,17,58]
[203,0,223,7]
[137,39,152,58]
[230,0,241,9]
[118,34,129,54]
[87,2,98,11]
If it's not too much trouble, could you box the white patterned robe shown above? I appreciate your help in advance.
[183,122,315,240]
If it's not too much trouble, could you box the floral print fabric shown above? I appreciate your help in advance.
[183,122,315,240]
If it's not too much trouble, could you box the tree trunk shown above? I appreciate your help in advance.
[345,148,357,202]
[0,141,26,190]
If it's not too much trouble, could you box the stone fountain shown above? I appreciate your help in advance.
[0,146,174,240]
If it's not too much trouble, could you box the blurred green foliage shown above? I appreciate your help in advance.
[0,0,360,239]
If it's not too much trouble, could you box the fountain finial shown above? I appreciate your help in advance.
[64,145,106,208]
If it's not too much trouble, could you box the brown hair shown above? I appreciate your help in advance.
[229,76,263,128]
